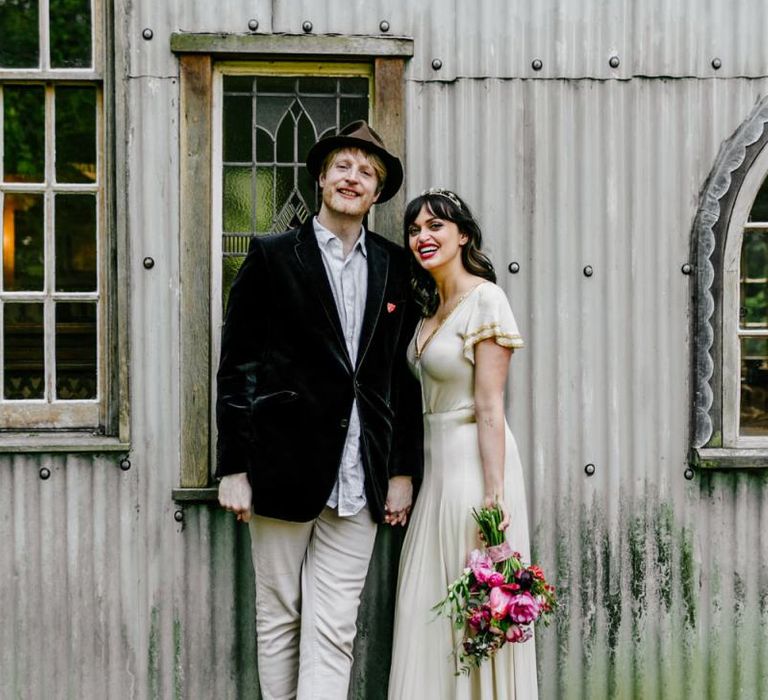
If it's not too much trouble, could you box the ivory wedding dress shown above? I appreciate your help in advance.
[388,282,538,700]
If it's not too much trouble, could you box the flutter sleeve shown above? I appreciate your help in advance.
[461,283,524,364]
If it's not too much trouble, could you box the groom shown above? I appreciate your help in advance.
[216,121,422,699]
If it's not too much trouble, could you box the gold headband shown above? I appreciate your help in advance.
[421,187,462,211]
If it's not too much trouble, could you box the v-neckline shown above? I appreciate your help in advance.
[414,282,488,359]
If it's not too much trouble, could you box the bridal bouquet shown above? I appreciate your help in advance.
[433,506,556,674]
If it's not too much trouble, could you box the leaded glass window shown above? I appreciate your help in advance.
[0,0,105,430]
[220,73,370,308]
[740,178,768,435]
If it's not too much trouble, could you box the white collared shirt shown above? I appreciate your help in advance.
[313,216,368,517]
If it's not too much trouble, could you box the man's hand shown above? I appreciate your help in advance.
[218,472,253,522]
[384,475,413,527]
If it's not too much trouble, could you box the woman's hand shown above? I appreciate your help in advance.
[385,475,413,526]
[483,494,510,531]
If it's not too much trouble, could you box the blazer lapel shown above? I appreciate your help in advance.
[293,219,352,371]
[356,235,389,369]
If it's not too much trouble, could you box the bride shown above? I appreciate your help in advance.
[387,189,538,699]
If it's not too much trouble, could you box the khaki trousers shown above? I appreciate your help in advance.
[249,506,378,700]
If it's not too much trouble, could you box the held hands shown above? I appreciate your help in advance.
[218,472,253,522]
[384,475,413,527]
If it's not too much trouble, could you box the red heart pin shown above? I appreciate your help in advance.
[387,302,396,313]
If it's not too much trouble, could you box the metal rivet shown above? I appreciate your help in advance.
[143,257,155,269]
[583,265,594,277]
[432,58,443,70]
[119,457,131,471]
[302,20,313,33]
[609,55,620,68]
[39,467,51,480]
[531,59,543,71]
[174,510,184,522]
[142,28,153,40]
[681,263,693,275]
[508,261,520,274]
[584,463,596,476]
[248,19,259,31]
[712,57,722,70]
[379,20,390,33]
[684,467,695,481]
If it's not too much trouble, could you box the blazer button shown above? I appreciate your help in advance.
[340,418,349,429]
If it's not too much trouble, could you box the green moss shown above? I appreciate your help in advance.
[174,617,183,700]
[654,503,674,612]
[679,526,697,629]
[148,607,160,699]
[628,515,647,642]
[580,504,598,659]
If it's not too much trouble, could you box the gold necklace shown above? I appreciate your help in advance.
[415,283,486,358]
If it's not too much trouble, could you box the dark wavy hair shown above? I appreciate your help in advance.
[403,191,496,316]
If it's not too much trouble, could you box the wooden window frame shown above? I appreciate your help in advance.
[0,0,128,452]
[172,33,412,499]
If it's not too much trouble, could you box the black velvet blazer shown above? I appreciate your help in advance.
[215,218,423,523]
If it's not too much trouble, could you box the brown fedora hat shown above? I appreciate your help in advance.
[306,120,404,203]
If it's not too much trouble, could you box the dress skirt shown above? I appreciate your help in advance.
[387,407,538,700]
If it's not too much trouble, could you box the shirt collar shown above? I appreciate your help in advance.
[313,216,367,257]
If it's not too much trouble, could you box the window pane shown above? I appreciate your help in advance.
[223,76,253,93]
[340,78,368,95]
[741,336,768,435]
[298,77,336,95]
[254,166,274,232]
[49,0,92,68]
[4,302,44,399]
[55,301,96,399]
[222,255,245,313]
[340,96,368,129]
[740,230,768,328]
[3,85,45,183]
[256,77,295,94]
[55,194,96,291]
[0,0,39,68]
[276,111,295,163]
[3,193,44,291]
[748,176,768,222]
[55,86,96,183]
[255,127,274,164]
[222,166,252,232]
[223,95,252,163]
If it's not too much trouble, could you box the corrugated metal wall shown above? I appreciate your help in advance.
[3,1,768,698]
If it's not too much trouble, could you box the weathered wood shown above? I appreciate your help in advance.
[170,33,414,58]
[0,435,130,453]
[171,486,219,502]
[693,447,768,469]
[372,57,407,244]
[179,55,213,487]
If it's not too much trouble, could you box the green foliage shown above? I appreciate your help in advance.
[0,0,39,68]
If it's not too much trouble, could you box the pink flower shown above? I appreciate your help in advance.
[505,624,533,643]
[487,571,505,588]
[468,549,495,584]
[508,591,541,624]
[489,586,515,619]
[468,611,484,631]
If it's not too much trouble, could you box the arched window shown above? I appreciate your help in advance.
[692,95,768,467]
[724,151,768,444]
